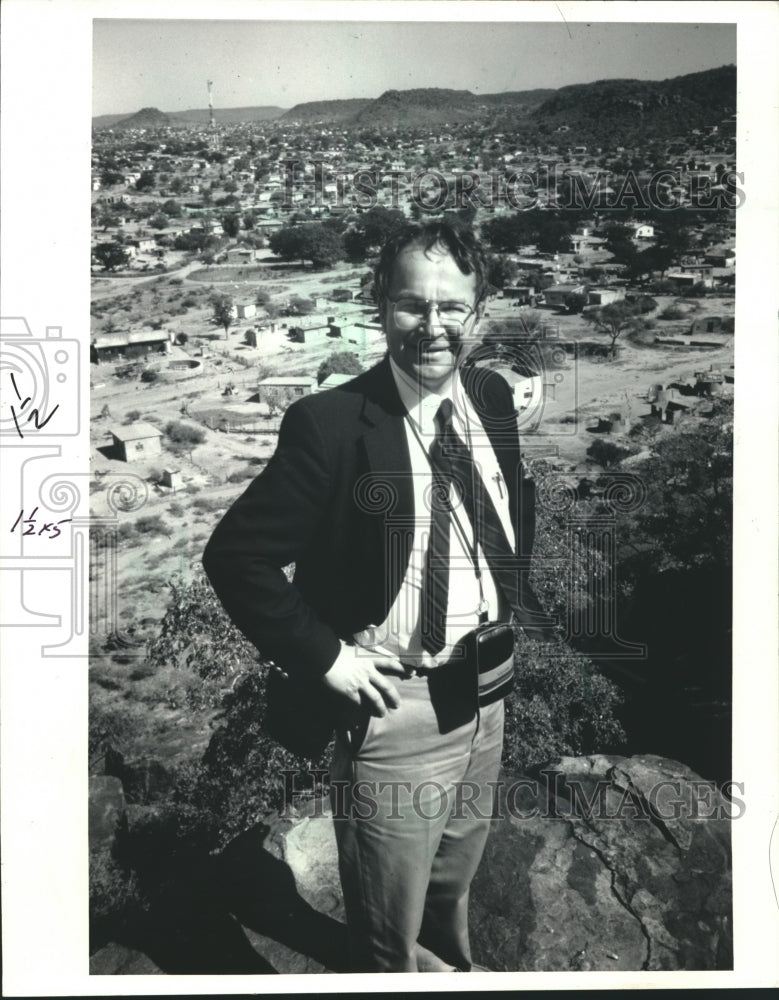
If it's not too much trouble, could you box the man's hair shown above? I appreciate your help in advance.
[374,220,489,310]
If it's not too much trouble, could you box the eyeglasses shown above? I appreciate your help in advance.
[389,297,477,334]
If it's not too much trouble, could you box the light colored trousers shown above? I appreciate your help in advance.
[330,671,504,972]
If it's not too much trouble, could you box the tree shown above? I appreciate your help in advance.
[316,350,364,386]
[487,254,519,290]
[287,295,315,316]
[343,207,406,262]
[100,169,125,187]
[134,170,156,192]
[620,401,733,575]
[148,214,169,231]
[584,301,641,358]
[93,241,130,272]
[244,328,257,347]
[211,293,235,338]
[221,214,241,238]
[269,223,345,269]
[564,291,588,314]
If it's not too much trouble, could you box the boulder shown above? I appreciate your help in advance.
[90,755,732,973]
[89,775,126,852]
[89,941,163,975]
[469,754,732,971]
[226,755,732,973]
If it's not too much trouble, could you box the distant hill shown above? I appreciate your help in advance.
[169,106,287,125]
[109,107,171,130]
[93,106,287,129]
[530,65,736,145]
[92,67,736,141]
[280,98,372,123]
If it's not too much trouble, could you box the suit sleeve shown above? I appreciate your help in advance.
[202,399,342,679]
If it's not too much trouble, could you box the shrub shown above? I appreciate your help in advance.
[140,369,159,384]
[90,849,144,928]
[192,497,225,513]
[586,438,635,468]
[134,515,171,536]
[660,305,686,320]
[164,421,205,446]
[226,468,256,484]
[502,635,625,774]
[316,350,364,386]
[168,501,184,517]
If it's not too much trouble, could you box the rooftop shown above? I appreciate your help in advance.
[110,422,163,441]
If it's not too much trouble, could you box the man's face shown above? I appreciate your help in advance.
[381,241,481,393]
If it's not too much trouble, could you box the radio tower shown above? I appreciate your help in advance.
[207,80,220,150]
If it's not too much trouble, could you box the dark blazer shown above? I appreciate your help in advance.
[203,356,548,682]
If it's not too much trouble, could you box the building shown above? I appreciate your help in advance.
[255,376,317,404]
[91,329,171,363]
[667,270,714,290]
[236,303,257,320]
[502,285,536,305]
[316,373,355,392]
[544,283,586,308]
[588,287,625,307]
[689,316,735,337]
[110,422,163,462]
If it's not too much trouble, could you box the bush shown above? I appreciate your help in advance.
[660,305,686,320]
[124,409,142,423]
[90,849,144,928]
[586,438,635,468]
[168,501,185,517]
[316,350,364,386]
[192,497,225,513]
[226,468,256,483]
[502,635,625,774]
[134,515,171,536]
[140,369,159,384]
[164,421,206,446]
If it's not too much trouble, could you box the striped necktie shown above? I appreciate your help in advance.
[421,398,524,651]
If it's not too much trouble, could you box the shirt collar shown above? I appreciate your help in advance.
[389,357,461,436]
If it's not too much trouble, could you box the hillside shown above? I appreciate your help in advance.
[111,107,171,130]
[169,106,287,124]
[530,65,736,145]
[93,106,287,129]
[353,88,483,126]
[93,66,735,138]
[280,98,372,123]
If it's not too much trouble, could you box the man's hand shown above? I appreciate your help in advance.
[322,642,402,717]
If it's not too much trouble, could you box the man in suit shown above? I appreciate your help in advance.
[203,221,547,972]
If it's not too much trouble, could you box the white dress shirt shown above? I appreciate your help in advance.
[353,358,516,667]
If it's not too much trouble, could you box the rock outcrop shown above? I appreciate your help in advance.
[469,754,733,971]
[89,753,732,974]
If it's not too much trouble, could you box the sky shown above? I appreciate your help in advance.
[93,18,736,117]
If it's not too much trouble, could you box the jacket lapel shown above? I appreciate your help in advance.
[355,358,416,620]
